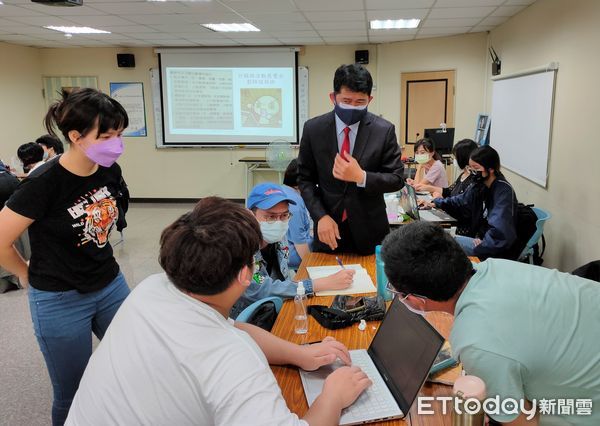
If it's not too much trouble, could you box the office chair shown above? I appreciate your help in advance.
[236,296,284,331]
[517,207,551,264]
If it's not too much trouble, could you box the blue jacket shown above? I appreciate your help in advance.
[434,177,518,258]
[282,185,313,269]
[230,238,313,319]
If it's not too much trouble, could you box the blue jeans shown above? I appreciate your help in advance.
[28,272,130,426]
[455,235,478,256]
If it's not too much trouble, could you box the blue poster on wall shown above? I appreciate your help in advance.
[110,82,147,137]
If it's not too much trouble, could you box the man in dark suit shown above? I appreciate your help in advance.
[298,64,404,255]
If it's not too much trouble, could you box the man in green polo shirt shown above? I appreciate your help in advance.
[381,222,600,425]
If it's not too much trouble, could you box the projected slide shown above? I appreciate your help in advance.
[165,67,294,139]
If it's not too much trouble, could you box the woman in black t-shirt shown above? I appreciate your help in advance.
[0,88,131,426]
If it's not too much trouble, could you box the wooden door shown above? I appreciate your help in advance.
[400,71,455,156]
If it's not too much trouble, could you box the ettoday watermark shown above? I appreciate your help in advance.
[417,396,593,420]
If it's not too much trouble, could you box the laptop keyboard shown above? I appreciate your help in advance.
[340,350,402,423]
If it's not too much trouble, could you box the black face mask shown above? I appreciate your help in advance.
[471,170,487,183]
[334,102,368,125]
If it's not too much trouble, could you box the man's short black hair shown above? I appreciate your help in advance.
[381,222,473,301]
[283,158,299,188]
[452,139,478,170]
[36,134,64,154]
[333,64,373,95]
[159,197,261,295]
[17,142,44,170]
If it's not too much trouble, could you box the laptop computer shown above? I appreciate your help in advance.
[399,185,458,225]
[299,297,445,425]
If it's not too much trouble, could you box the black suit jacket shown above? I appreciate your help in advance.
[298,111,404,254]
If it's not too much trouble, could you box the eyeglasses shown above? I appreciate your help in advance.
[259,211,293,224]
[385,281,427,301]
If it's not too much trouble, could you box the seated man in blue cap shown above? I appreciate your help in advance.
[231,182,355,319]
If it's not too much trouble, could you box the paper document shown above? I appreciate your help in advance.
[306,264,377,296]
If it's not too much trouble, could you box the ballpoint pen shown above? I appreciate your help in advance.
[335,256,346,270]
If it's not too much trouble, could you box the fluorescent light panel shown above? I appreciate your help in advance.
[44,26,111,34]
[370,19,420,30]
[203,23,260,32]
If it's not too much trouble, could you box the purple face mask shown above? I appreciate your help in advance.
[84,136,124,167]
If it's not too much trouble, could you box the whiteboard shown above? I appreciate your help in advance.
[490,68,557,187]
[150,66,309,148]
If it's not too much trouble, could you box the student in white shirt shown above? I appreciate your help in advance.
[66,197,371,426]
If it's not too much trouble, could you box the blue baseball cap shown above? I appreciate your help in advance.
[247,182,297,210]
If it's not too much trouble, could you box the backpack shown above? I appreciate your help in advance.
[511,203,546,265]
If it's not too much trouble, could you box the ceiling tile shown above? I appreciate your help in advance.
[147,23,208,33]
[419,27,473,35]
[268,30,320,38]
[491,5,527,17]
[368,28,418,36]
[4,15,76,26]
[369,34,414,42]
[322,35,368,43]
[0,4,45,16]
[277,37,323,43]
[366,8,428,20]
[99,25,157,34]
[221,0,297,13]
[302,11,364,22]
[87,2,191,15]
[429,7,496,19]
[434,0,503,6]
[237,38,283,45]
[501,0,535,4]
[63,15,138,27]
[253,22,314,31]
[317,29,367,37]
[294,0,363,12]
[311,21,365,30]
[422,17,482,27]
[478,16,509,26]
[17,3,109,16]
[366,0,434,9]
[470,25,495,32]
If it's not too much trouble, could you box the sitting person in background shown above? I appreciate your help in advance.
[17,142,45,175]
[282,159,313,269]
[382,222,600,426]
[431,145,517,259]
[414,138,478,199]
[36,134,64,159]
[0,161,23,293]
[406,138,448,189]
[231,183,355,318]
[66,197,371,426]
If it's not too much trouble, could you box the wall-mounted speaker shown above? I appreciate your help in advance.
[355,50,369,65]
[117,53,135,68]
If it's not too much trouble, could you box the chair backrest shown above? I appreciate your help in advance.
[518,207,551,260]
[236,296,284,324]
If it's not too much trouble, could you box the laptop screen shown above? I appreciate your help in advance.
[368,297,444,414]
[399,185,420,221]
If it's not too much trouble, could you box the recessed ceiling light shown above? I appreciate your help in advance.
[44,26,111,34]
[370,19,420,30]
[202,23,260,32]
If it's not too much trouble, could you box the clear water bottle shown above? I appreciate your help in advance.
[294,281,308,334]
[375,245,392,301]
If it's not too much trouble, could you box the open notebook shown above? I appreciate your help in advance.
[306,264,377,296]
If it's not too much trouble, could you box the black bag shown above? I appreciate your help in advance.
[510,203,545,265]
[308,296,386,330]
[246,301,278,331]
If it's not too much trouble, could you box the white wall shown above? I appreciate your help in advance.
[486,0,600,271]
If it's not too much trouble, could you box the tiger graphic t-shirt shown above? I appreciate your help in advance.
[7,157,122,293]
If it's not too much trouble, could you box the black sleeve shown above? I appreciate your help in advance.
[442,187,452,198]
[5,175,52,220]
[363,124,404,194]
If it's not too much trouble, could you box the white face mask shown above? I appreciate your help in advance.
[399,295,426,316]
[259,220,289,244]
[415,153,430,164]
